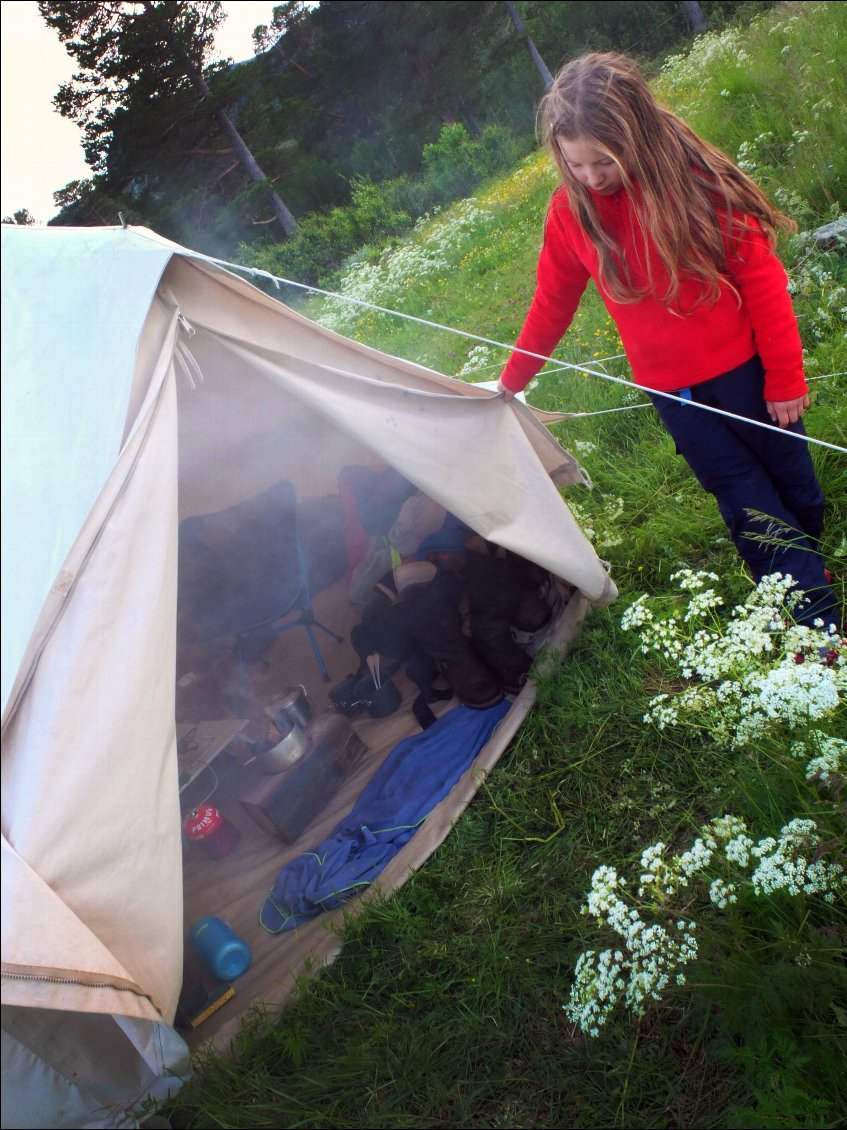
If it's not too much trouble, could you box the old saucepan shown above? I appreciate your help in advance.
[265,684,315,733]
[258,722,311,774]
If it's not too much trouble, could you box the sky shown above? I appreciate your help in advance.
[0,2,279,222]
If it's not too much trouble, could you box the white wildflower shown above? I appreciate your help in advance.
[671,568,720,592]
[743,662,840,725]
[567,873,699,1034]
[707,814,749,841]
[621,595,653,631]
[623,920,698,1015]
[724,834,755,868]
[626,574,844,748]
[563,949,625,1036]
[458,344,496,377]
[709,878,738,909]
[566,804,843,1038]
[750,819,846,899]
[684,589,723,621]
[790,731,847,790]
[677,838,714,880]
[315,198,495,333]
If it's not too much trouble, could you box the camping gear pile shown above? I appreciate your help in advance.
[1,223,616,1129]
[343,536,562,728]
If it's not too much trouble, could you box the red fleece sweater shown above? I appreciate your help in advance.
[500,185,806,402]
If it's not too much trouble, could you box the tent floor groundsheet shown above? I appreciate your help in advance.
[178,577,587,1052]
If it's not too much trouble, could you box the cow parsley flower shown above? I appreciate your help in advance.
[566,809,843,1038]
[623,921,698,1014]
[677,838,714,881]
[621,594,653,631]
[573,440,597,456]
[564,949,626,1036]
[316,198,494,332]
[458,344,496,376]
[684,588,723,621]
[724,834,755,867]
[745,662,840,724]
[623,574,845,749]
[749,819,846,898]
[709,878,738,908]
[566,870,699,1034]
[790,731,847,791]
[707,814,749,842]
[671,568,720,592]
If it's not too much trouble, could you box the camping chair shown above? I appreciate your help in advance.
[177,480,343,701]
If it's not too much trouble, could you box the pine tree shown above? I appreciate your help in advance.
[39,1,297,237]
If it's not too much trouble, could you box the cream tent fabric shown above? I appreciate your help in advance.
[1,224,616,1129]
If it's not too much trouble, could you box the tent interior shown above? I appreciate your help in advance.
[169,260,585,1048]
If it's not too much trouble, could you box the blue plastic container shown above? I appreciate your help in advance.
[188,916,252,981]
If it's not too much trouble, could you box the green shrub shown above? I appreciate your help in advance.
[422,123,522,202]
[242,177,411,285]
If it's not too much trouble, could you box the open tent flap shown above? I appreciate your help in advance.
[167,255,611,600]
[2,837,168,1020]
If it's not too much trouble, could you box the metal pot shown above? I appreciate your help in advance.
[258,723,310,774]
[265,684,315,733]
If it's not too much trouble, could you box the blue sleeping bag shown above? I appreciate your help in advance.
[260,701,511,932]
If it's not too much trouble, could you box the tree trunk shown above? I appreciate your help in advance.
[681,1,708,33]
[457,96,482,139]
[142,1,297,238]
[502,1,553,90]
[213,107,298,237]
[272,42,312,77]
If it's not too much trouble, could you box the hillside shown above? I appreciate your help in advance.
[164,4,846,1127]
[47,1,768,264]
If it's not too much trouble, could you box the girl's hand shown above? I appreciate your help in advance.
[766,394,810,428]
[496,377,515,401]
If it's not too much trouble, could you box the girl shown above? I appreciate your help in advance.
[497,52,838,630]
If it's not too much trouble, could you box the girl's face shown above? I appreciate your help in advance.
[558,137,623,195]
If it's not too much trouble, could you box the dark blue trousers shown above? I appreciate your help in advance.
[649,356,838,628]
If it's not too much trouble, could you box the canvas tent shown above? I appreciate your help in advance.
[1,224,617,1129]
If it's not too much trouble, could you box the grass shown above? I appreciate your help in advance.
[162,4,846,1126]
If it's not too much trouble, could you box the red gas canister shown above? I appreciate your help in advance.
[182,804,241,859]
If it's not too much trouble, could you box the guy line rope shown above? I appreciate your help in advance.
[205,254,847,456]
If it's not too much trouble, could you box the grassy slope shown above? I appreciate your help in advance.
[164,5,846,1127]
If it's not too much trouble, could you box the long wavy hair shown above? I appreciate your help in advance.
[539,52,796,308]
